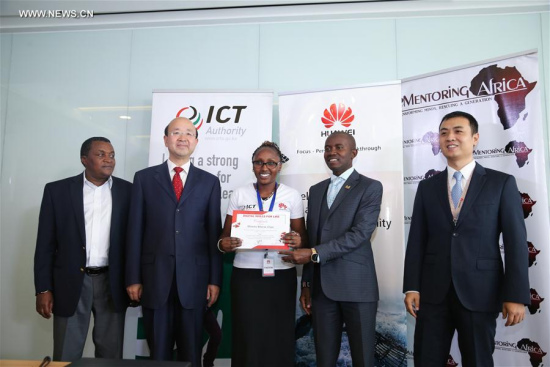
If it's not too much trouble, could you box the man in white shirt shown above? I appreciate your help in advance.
[34,137,132,361]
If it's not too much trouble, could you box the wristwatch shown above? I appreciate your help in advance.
[311,248,320,263]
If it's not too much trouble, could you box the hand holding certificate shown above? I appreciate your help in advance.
[231,210,290,250]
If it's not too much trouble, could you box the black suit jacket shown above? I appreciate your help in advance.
[303,170,383,302]
[125,162,222,310]
[403,163,530,312]
[34,173,132,317]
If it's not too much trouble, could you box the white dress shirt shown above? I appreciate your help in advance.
[83,173,112,267]
[447,159,476,190]
[167,159,190,187]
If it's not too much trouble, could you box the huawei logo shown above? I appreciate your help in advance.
[321,103,354,129]
[176,106,204,129]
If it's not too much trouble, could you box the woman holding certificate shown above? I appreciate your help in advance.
[218,141,307,367]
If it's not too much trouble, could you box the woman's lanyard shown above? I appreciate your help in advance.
[255,183,279,276]
[255,182,278,212]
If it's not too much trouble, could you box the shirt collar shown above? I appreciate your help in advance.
[331,166,355,183]
[167,159,191,174]
[447,160,476,183]
[83,171,113,189]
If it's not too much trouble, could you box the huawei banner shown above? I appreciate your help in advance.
[279,82,407,365]
[402,51,549,367]
[131,90,273,360]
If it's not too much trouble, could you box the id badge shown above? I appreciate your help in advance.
[262,258,275,277]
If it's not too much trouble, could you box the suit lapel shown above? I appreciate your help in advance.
[309,180,329,244]
[154,161,178,204]
[70,174,86,245]
[110,177,120,240]
[435,168,454,223]
[456,163,486,227]
[180,164,200,206]
[328,170,360,215]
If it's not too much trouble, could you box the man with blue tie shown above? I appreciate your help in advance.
[281,132,383,367]
[126,117,222,366]
[404,111,530,366]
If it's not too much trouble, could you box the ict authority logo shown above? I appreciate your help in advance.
[176,106,204,129]
[174,104,248,138]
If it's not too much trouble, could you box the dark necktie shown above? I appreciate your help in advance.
[173,167,184,201]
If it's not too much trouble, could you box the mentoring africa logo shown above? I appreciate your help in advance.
[321,103,355,128]
[176,106,204,129]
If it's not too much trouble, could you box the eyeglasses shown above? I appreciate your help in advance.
[252,161,280,168]
[169,131,196,138]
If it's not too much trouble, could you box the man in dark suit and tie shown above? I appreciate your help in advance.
[403,111,530,366]
[281,132,383,367]
[34,137,132,361]
[126,117,222,366]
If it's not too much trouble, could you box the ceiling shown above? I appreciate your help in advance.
[0,1,411,17]
[1,0,548,33]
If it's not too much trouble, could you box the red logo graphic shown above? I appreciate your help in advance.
[321,103,354,129]
[520,192,537,218]
[527,241,541,267]
[446,354,458,366]
[176,106,204,129]
[278,202,288,210]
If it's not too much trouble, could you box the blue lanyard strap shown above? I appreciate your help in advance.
[255,182,278,212]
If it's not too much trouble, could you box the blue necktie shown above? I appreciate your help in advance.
[451,171,463,209]
[327,176,344,208]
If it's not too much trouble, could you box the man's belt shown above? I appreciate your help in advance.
[85,266,109,276]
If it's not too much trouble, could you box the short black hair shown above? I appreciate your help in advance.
[164,121,199,139]
[327,131,357,150]
[439,111,479,135]
[80,137,111,157]
[252,141,289,163]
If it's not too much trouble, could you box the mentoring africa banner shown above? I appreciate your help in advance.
[402,51,549,367]
[126,90,273,363]
[279,82,407,366]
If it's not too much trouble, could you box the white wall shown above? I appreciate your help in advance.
[1,3,548,360]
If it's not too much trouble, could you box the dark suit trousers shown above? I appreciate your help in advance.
[414,283,498,367]
[142,275,205,367]
[53,272,124,361]
[311,265,377,367]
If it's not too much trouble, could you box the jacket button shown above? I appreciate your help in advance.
[452,233,458,237]
[176,209,180,213]
[176,230,180,235]
[80,268,84,272]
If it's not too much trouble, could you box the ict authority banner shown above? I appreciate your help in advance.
[127,90,273,362]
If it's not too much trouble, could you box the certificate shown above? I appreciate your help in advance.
[231,210,290,250]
